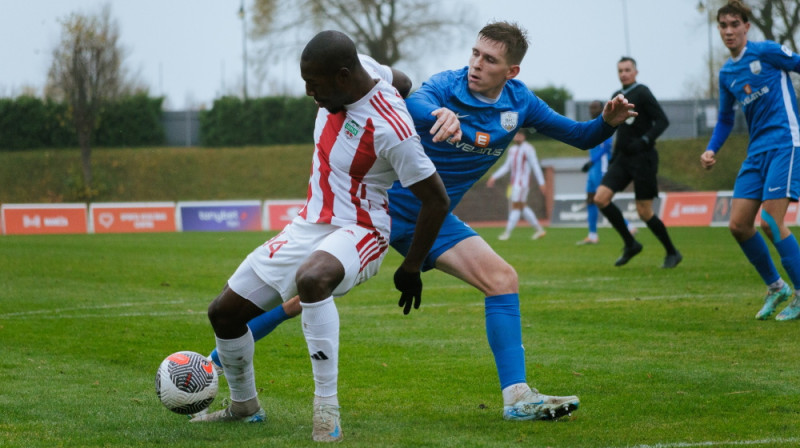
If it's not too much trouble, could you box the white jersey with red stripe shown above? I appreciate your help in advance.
[489,140,544,191]
[299,58,435,235]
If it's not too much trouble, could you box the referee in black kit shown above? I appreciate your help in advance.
[593,56,682,269]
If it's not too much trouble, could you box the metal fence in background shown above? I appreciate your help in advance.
[565,99,748,140]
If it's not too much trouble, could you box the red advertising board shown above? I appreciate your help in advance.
[263,200,305,231]
[661,192,717,227]
[89,202,176,233]
[2,203,88,235]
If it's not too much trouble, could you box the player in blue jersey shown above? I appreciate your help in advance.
[388,21,635,421]
[701,0,800,321]
[578,100,636,245]
[209,21,637,422]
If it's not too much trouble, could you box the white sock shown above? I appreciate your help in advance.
[768,278,786,291]
[502,383,531,406]
[505,209,521,233]
[301,296,339,398]
[522,207,541,231]
[314,394,339,407]
[216,329,258,403]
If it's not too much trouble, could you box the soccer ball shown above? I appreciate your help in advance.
[155,351,218,415]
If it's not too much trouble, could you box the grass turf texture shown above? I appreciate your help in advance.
[1,226,799,447]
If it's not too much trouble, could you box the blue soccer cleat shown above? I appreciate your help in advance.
[755,283,792,320]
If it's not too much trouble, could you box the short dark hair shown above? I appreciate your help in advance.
[478,21,529,65]
[618,56,637,68]
[301,30,359,75]
[717,0,751,23]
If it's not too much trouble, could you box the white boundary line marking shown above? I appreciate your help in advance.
[615,437,800,447]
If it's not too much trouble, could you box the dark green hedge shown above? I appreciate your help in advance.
[0,94,164,150]
[200,96,317,146]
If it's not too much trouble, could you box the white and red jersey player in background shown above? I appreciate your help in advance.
[487,129,547,240]
[194,31,449,443]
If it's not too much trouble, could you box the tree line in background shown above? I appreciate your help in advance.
[11,0,800,197]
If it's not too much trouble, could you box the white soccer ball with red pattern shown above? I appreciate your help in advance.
[155,351,218,414]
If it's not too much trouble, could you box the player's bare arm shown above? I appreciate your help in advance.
[394,172,449,314]
[429,108,463,143]
[602,94,637,127]
[700,150,717,170]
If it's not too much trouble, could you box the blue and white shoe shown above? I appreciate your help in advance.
[190,406,266,423]
[776,294,800,321]
[755,284,792,320]
[503,389,579,421]
[312,404,343,442]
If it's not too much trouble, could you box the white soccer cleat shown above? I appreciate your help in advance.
[312,403,343,442]
[503,389,579,421]
[190,406,266,423]
[532,229,547,240]
[498,231,511,241]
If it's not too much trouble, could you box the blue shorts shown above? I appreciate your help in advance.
[390,212,478,272]
[733,147,800,201]
[586,165,604,193]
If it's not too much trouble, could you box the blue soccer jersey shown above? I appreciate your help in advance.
[708,40,800,155]
[586,137,612,193]
[388,67,615,220]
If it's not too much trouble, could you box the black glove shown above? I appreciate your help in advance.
[581,161,593,173]
[627,137,649,153]
[394,267,422,315]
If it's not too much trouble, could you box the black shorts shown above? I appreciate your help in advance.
[601,150,659,200]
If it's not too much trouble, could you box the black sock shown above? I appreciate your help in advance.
[600,202,634,246]
[645,215,677,255]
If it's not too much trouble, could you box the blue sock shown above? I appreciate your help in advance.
[775,234,800,289]
[587,204,598,234]
[739,232,780,286]
[210,304,291,367]
[485,294,526,390]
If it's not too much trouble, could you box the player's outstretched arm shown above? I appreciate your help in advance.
[602,94,638,127]
[395,173,449,314]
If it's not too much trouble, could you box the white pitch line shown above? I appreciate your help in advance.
[0,299,187,318]
[615,436,800,448]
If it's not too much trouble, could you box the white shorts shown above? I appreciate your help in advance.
[228,217,389,309]
[509,185,530,203]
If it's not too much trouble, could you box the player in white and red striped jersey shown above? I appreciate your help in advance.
[192,31,449,442]
[487,129,546,240]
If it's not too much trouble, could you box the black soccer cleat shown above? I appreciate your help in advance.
[661,251,683,269]
[614,241,643,267]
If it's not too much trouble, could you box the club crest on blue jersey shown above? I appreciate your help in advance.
[500,111,518,132]
[750,60,762,75]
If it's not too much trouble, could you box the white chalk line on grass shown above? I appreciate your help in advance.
[0,290,746,320]
[0,299,188,318]
[615,436,800,448]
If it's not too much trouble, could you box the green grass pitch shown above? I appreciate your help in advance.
[1,226,799,447]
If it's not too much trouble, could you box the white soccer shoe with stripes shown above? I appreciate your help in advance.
[503,389,579,421]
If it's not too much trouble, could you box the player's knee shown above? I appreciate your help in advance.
[728,219,752,240]
[295,268,338,302]
[207,294,240,330]
[483,262,518,296]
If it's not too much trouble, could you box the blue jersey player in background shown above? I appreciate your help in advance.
[388,21,635,421]
[578,100,636,245]
[701,1,800,321]
[209,21,637,422]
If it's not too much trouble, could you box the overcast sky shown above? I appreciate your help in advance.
[1,0,722,110]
